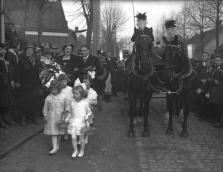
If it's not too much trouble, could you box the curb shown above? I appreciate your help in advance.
[0,128,44,160]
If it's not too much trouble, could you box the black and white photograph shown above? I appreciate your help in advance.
[0,0,222,171]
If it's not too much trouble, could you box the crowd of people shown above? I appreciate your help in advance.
[0,37,123,157]
[192,52,223,128]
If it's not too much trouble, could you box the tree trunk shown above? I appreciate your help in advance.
[215,0,220,49]
[200,28,204,56]
[37,7,43,46]
[86,0,93,47]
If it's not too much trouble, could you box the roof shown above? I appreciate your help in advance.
[4,0,68,31]
[187,26,223,45]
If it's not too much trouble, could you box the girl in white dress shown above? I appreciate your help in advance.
[82,75,98,144]
[58,74,73,140]
[65,85,92,158]
[43,80,69,155]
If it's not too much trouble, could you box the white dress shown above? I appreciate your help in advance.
[43,93,69,135]
[61,86,73,119]
[67,100,92,135]
[85,88,97,124]
[61,86,73,102]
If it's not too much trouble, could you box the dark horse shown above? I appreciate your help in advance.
[124,35,162,137]
[162,35,197,138]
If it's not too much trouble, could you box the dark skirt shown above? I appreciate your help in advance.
[17,85,41,112]
[98,80,105,96]
[0,86,13,107]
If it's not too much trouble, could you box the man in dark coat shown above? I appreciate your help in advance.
[209,56,223,126]
[15,43,41,126]
[5,41,20,124]
[79,45,103,94]
[104,51,117,102]
[197,59,214,121]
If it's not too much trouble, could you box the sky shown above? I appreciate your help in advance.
[62,0,185,38]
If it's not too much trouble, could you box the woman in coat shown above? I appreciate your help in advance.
[15,43,41,127]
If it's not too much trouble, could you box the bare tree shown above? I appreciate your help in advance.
[33,0,58,45]
[100,1,129,55]
[205,0,223,48]
[187,0,213,54]
[63,0,93,47]
[175,2,196,47]
[154,14,166,46]
[117,36,133,51]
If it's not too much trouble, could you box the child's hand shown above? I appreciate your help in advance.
[44,116,47,123]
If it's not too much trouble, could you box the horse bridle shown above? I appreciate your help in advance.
[164,44,193,80]
[134,35,152,71]
[163,44,181,70]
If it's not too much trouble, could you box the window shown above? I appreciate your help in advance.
[42,43,49,48]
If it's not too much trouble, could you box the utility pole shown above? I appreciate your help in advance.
[92,0,100,56]
[0,0,5,43]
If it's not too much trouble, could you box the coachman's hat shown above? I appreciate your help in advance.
[62,43,74,51]
[135,12,147,20]
[165,20,176,29]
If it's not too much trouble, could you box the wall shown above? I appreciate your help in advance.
[25,35,69,50]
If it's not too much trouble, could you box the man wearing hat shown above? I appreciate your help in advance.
[15,43,41,126]
[131,12,154,43]
[5,22,15,43]
[164,19,177,41]
[79,44,103,94]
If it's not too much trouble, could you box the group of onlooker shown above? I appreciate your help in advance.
[193,52,223,128]
[0,37,121,129]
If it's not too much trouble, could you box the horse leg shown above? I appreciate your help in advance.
[166,94,174,135]
[127,90,135,138]
[180,92,192,138]
[142,91,152,137]
[137,94,144,124]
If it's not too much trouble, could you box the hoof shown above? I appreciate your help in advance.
[127,130,135,138]
[165,128,174,135]
[180,131,189,138]
[142,130,150,137]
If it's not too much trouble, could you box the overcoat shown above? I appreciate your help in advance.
[15,54,41,112]
[209,69,223,106]
[79,55,103,93]
[131,27,154,42]
[105,58,117,85]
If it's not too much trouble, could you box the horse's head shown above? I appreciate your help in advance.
[162,35,186,82]
[134,35,152,71]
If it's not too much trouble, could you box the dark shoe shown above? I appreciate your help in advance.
[199,118,206,121]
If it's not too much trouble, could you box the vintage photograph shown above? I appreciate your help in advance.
[0,0,222,171]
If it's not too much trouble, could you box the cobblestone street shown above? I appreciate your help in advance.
[0,94,222,172]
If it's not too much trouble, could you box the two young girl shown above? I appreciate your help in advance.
[43,74,96,157]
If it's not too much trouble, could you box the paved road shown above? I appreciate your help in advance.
[0,94,222,172]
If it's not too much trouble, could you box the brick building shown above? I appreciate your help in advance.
[4,0,80,51]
